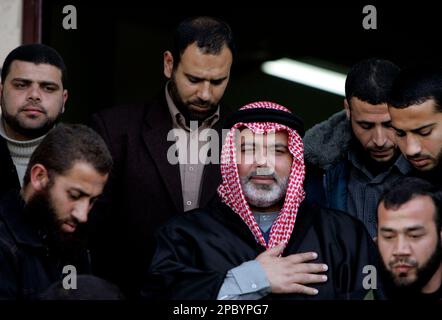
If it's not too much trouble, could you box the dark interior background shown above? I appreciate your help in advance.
[41,2,442,129]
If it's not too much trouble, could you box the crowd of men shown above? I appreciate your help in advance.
[0,16,441,300]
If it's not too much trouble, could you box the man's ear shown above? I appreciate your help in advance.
[61,89,68,114]
[30,164,50,191]
[373,236,377,243]
[344,99,351,120]
[163,51,174,79]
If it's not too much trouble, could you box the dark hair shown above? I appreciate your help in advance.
[388,64,442,112]
[23,124,112,185]
[345,58,400,105]
[379,177,442,231]
[1,43,68,89]
[171,16,235,66]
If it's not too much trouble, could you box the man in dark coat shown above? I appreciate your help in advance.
[303,58,412,238]
[375,177,442,300]
[142,102,377,300]
[0,124,112,299]
[0,44,69,199]
[88,16,235,298]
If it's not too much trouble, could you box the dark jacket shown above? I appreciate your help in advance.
[87,94,223,297]
[303,111,411,213]
[0,137,20,201]
[143,201,378,300]
[303,110,352,211]
[0,191,90,300]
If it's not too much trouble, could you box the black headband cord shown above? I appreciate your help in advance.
[223,108,305,137]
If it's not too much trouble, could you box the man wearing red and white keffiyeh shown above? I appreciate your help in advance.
[216,101,329,299]
[218,101,306,250]
[144,101,377,301]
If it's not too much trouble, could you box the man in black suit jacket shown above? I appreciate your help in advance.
[88,16,235,298]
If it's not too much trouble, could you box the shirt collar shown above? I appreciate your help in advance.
[348,148,413,177]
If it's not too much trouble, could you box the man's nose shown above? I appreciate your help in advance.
[392,235,412,256]
[197,81,211,101]
[405,135,422,157]
[27,84,42,102]
[373,127,387,147]
[71,201,89,224]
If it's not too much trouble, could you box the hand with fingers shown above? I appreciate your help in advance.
[256,244,328,295]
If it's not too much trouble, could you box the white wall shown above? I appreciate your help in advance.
[0,0,23,69]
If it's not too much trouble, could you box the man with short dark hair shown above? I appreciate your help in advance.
[0,43,68,199]
[0,124,112,299]
[376,177,442,300]
[304,58,411,237]
[88,16,235,297]
[388,65,442,186]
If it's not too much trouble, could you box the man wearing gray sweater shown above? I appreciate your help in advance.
[0,44,68,199]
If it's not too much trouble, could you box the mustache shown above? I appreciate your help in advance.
[189,99,211,108]
[59,218,79,228]
[368,145,394,152]
[406,154,429,161]
[389,257,418,268]
[247,168,276,179]
[19,102,46,113]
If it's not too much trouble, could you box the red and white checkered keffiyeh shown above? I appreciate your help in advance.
[217,101,305,249]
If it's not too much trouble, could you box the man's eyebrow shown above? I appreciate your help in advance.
[405,225,425,232]
[39,81,60,87]
[380,225,424,233]
[185,73,202,80]
[70,187,91,197]
[379,227,395,233]
[391,123,435,133]
[410,123,435,133]
[267,142,288,148]
[356,120,374,125]
[184,73,228,82]
[11,78,32,83]
[12,78,60,87]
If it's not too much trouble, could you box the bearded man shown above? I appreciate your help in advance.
[376,177,442,300]
[0,124,112,299]
[142,101,377,300]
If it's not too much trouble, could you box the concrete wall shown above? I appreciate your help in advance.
[0,0,22,68]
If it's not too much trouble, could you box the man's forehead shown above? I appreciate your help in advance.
[8,60,63,83]
[389,99,440,129]
[238,128,288,143]
[178,43,232,77]
[350,98,390,120]
[379,195,436,228]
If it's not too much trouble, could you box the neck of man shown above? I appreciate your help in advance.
[422,262,442,294]
[0,115,48,141]
[351,138,399,176]
[1,117,28,141]
[20,184,34,204]
[249,201,283,214]
[417,163,442,187]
